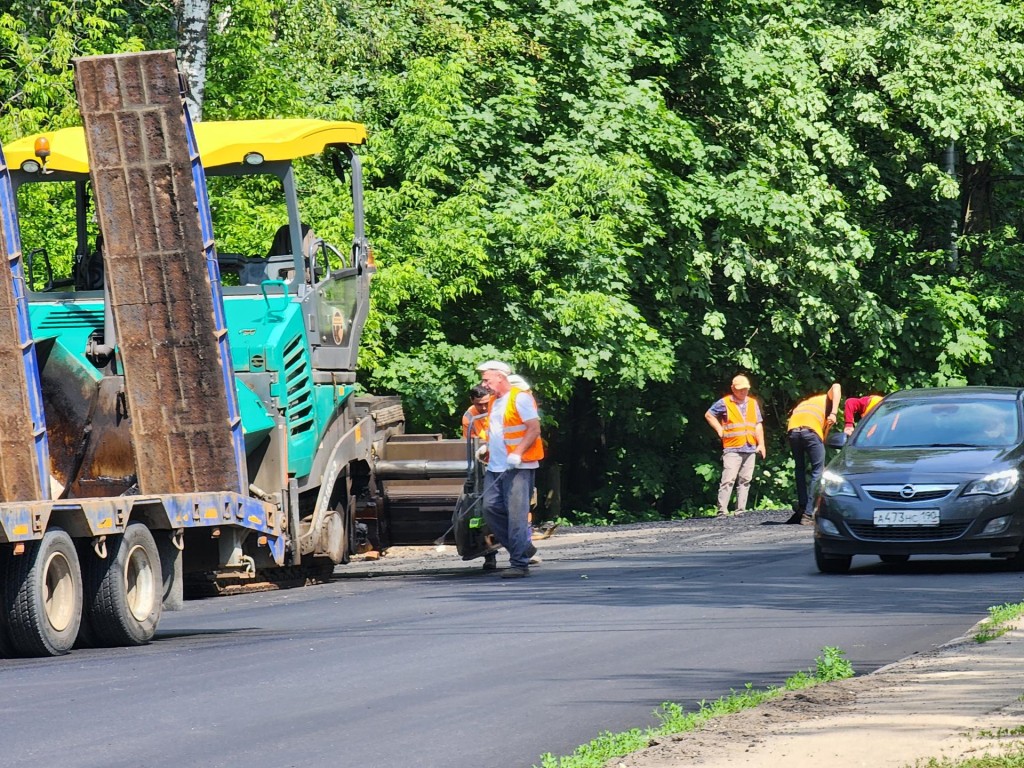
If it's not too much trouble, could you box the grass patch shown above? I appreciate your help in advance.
[535,647,854,768]
[911,742,1024,767]
[976,726,1024,739]
[974,602,1024,643]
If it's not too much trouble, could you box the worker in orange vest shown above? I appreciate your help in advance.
[786,382,842,524]
[704,374,766,516]
[461,385,492,440]
[476,360,544,578]
[843,394,884,436]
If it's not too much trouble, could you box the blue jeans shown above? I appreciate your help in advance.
[483,469,535,568]
[788,428,825,516]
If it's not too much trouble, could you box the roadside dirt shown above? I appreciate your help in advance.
[615,622,1024,768]
[342,512,1024,768]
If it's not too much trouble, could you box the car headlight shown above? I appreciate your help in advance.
[965,469,1019,496]
[820,470,856,497]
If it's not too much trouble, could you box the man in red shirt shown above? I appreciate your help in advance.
[844,395,884,436]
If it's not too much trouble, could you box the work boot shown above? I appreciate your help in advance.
[482,552,497,571]
[524,543,541,565]
[501,566,529,579]
[785,510,805,524]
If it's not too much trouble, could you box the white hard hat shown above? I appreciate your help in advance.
[476,360,511,375]
[507,374,531,391]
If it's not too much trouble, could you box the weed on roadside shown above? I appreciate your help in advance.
[910,741,1024,767]
[535,647,855,768]
[976,726,1024,739]
[815,645,855,681]
[975,602,1024,643]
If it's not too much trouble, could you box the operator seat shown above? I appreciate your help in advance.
[265,223,321,282]
[74,233,105,291]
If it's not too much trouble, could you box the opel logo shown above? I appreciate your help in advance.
[900,485,916,499]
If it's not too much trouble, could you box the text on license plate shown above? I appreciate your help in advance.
[873,509,940,527]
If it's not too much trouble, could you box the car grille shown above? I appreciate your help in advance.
[846,520,971,541]
[862,485,957,503]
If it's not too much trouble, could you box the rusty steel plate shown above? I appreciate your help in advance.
[75,51,240,494]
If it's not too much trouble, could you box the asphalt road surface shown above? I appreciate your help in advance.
[3,512,1023,768]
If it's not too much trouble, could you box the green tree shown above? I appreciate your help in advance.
[6,0,1024,520]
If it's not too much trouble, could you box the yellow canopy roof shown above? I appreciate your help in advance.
[3,119,367,175]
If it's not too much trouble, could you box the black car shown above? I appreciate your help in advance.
[814,387,1024,573]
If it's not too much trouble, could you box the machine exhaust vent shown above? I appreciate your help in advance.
[35,308,104,330]
[282,335,314,435]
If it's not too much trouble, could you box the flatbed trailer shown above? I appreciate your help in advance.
[0,51,475,657]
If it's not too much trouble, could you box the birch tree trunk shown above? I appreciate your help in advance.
[176,0,211,121]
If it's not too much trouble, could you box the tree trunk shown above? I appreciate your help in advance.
[963,159,992,237]
[176,0,211,121]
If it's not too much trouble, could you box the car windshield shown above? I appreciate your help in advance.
[851,398,1021,448]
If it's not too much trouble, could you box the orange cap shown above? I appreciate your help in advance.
[731,375,752,390]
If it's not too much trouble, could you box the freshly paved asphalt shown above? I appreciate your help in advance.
[2,530,1022,768]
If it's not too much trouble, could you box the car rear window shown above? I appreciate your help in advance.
[851,399,1021,448]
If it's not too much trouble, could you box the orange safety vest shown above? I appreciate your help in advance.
[787,394,830,440]
[502,387,545,462]
[462,402,490,439]
[721,397,758,449]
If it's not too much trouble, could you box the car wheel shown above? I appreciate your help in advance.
[879,554,910,564]
[1004,546,1024,572]
[814,542,851,574]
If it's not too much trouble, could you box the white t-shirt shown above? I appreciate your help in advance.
[487,390,540,471]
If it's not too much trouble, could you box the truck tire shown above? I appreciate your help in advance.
[83,522,162,647]
[3,527,83,657]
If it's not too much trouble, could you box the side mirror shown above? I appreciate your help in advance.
[826,432,848,449]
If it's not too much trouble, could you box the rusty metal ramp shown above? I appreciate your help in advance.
[0,142,50,502]
[74,51,244,495]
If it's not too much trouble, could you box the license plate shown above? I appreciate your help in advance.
[873,509,940,527]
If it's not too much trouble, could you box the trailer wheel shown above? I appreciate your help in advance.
[3,528,83,657]
[83,522,162,647]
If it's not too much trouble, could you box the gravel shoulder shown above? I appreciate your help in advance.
[340,512,1024,768]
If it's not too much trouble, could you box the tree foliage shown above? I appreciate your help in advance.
[4,0,1024,518]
